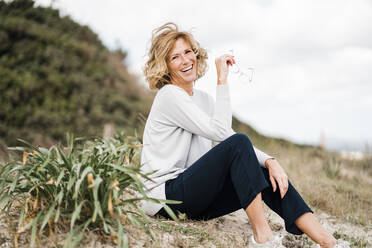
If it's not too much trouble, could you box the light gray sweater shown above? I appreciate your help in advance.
[139,83,273,216]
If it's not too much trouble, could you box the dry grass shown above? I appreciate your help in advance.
[264,143,372,226]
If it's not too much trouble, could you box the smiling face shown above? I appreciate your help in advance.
[167,38,197,85]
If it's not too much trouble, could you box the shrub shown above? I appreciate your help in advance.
[0,133,179,247]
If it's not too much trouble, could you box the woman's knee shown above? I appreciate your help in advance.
[228,133,253,147]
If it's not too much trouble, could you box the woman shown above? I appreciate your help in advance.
[140,22,342,248]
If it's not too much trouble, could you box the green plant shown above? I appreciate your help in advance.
[0,133,179,247]
[323,155,341,179]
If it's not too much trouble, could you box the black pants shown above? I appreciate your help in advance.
[155,133,312,235]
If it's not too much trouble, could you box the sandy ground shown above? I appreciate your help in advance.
[209,208,372,247]
[0,208,371,247]
[146,207,372,248]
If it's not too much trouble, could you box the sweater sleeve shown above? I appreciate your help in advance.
[157,84,234,142]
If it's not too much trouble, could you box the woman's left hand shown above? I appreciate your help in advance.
[265,159,289,198]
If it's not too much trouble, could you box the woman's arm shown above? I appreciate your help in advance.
[157,83,234,142]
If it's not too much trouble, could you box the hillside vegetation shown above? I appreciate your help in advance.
[0,0,153,149]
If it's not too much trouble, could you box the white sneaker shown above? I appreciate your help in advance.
[315,239,351,248]
[250,235,284,248]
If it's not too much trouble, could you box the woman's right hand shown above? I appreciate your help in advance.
[215,54,235,85]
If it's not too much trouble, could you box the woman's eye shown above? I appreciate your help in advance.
[185,50,192,54]
[172,56,178,60]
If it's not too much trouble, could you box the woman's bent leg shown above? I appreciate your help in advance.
[155,170,242,219]
[156,133,269,219]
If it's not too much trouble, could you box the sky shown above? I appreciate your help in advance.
[36,0,372,152]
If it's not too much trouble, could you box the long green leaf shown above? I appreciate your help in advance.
[30,218,38,248]
[71,232,84,248]
[162,204,179,222]
[67,175,75,192]
[91,177,103,222]
[66,133,74,156]
[73,167,94,199]
[127,213,141,227]
[16,138,38,150]
[56,146,70,168]
[63,224,81,248]
[17,206,25,228]
[71,200,86,230]
[7,146,29,151]
[0,195,10,210]
[56,190,63,205]
[56,169,65,186]
[54,207,61,223]
[39,203,56,233]
[117,220,124,248]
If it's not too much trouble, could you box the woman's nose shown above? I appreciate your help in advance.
[180,54,190,64]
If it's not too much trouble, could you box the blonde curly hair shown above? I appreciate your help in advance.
[143,22,208,90]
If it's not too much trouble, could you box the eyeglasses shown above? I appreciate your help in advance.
[228,50,254,83]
